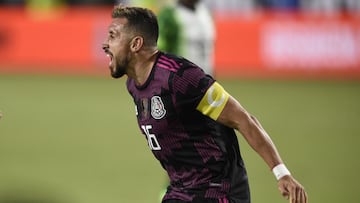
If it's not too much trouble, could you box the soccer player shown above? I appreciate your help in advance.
[158,0,216,76]
[102,5,308,203]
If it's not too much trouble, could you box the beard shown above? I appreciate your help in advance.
[110,55,129,79]
[110,66,126,78]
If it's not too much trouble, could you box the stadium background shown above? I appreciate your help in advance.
[0,0,359,203]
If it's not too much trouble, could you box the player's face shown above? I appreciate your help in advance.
[102,18,132,78]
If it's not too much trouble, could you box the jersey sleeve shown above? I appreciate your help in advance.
[172,65,229,120]
[157,6,182,55]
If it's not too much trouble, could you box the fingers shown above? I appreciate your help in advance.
[278,176,308,203]
[279,184,289,200]
[301,187,308,203]
[297,187,303,203]
[289,185,307,203]
[290,185,296,203]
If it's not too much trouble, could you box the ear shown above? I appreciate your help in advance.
[130,36,144,52]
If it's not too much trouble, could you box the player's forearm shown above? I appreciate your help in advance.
[217,96,284,169]
[238,114,284,170]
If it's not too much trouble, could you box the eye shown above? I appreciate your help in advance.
[108,31,115,40]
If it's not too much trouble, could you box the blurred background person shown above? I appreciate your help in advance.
[157,0,216,76]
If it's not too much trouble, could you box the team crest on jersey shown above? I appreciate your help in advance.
[151,96,166,119]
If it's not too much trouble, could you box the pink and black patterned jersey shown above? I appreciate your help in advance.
[126,52,250,202]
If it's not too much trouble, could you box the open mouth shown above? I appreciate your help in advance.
[105,51,113,67]
[106,52,118,73]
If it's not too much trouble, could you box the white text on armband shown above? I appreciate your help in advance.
[196,82,230,120]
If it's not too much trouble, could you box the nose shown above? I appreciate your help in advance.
[102,42,109,52]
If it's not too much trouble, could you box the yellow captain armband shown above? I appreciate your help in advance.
[196,82,230,120]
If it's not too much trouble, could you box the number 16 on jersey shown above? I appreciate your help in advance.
[141,125,162,150]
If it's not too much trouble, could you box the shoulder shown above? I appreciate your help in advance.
[156,52,183,73]
[157,52,209,80]
[156,52,197,75]
[158,53,214,95]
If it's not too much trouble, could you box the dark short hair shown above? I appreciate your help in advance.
[112,5,159,47]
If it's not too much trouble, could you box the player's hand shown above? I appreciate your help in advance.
[278,175,308,203]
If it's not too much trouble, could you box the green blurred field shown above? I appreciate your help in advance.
[0,74,359,203]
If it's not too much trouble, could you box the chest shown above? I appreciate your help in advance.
[135,93,175,123]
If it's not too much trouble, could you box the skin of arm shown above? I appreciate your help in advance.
[217,95,308,203]
[217,95,283,169]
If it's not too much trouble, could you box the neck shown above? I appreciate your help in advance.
[129,49,159,86]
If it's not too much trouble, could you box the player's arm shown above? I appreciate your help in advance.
[218,94,283,169]
[218,95,308,203]
[196,82,308,203]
